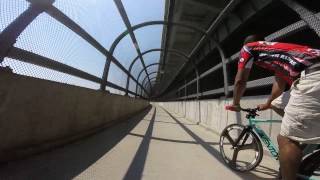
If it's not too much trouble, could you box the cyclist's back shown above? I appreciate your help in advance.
[239,41,320,85]
[238,40,320,143]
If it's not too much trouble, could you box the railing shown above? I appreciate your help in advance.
[165,0,320,101]
[0,0,151,98]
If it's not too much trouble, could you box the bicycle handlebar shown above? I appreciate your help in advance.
[240,107,260,113]
[225,105,259,112]
[225,105,260,116]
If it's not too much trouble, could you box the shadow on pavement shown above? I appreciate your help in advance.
[161,107,279,180]
[0,106,153,180]
[128,132,221,145]
[123,108,156,180]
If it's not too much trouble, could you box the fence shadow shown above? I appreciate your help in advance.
[0,106,153,180]
[162,107,278,180]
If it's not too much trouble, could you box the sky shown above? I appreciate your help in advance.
[0,0,165,95]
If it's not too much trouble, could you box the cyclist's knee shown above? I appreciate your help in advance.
[277,135,301,152]
[277,134,288,147]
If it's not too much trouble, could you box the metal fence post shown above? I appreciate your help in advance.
[214,41,229,97]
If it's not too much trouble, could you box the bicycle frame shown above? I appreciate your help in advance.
[240,115,319,180]
[224,107,320,180]
[249,117,281,160]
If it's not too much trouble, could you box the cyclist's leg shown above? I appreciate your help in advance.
[278,135,303,180]
[279,70,320,179]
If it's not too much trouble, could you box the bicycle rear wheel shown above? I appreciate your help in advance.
[219,124,263,172]
[298,148,320,179]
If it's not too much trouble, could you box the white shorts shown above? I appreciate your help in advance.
[271,90,291,110]
[280,70,320,144]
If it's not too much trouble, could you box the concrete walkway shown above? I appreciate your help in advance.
[0,106,278,180]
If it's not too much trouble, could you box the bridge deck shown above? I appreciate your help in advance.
[0,106,278,180]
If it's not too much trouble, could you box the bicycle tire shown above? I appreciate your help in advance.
[298,148,320,178]
[219,124,264,172]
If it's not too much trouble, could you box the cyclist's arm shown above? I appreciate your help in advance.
[233,68,251,105]
[257,76,286,111]
[266,76,286,106]
[228,45,254,111]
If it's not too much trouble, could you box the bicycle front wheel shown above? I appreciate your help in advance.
[219,124,263,172]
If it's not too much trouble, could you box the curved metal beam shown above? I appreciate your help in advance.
[134,50,200,99]
[102,20,207,96]
[139,75,158,98]
[136,63,161,84]
[142,73,158,87]
[142,72,158,86]
[142,76,158,95]
[129,48,188,73]
[214,41,229,96]
[113,0,153,92]
[109,21,207,55]
[135,64,161,97]
[125,48,190,95]
[135,71,159,97]
[140,78,160,98]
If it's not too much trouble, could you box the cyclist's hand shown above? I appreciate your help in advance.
[225,104,241,112]
[257,103,271,111]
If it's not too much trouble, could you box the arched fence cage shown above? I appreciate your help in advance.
[1,0,319,101]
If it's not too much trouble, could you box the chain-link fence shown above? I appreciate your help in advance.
[2,0,319,100]
[169,0,320,101]
[0,0,167,99]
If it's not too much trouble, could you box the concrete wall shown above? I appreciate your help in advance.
[159,96,282,149]
[0,70,149,162]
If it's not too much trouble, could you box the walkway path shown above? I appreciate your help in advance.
[0,105,278,180]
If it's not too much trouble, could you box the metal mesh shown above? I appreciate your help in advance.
[113,35,138,69]
[53,0,126,49]
[122,0,165,25]
[148,73,158,80]
[0,0,168,98]
[139,72,148,84]
[129,78,136,93]
[131,60,144,78]
[107,62,128,90]
[0,0,29,33]
[14,13,106,78]
[171,0,320,100]
[142,51,161,67]
[147,65,159,74]
[135,25,163,52]
[0,57,100,89]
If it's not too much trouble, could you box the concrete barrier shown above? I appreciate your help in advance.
[159,96,282,150]
[0,70,149,162]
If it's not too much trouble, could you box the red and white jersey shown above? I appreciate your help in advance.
[238,41,320,85]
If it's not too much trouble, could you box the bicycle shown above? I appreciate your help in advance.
[219,107,320,180]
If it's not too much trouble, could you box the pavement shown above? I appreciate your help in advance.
[0,105,279,180]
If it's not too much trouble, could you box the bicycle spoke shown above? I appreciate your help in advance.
[241,133,249,146]
[224,131,235,146]
[239,143,257,151]
[232,148,240,165]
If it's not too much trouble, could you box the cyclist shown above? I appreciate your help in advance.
[226,35,320,180]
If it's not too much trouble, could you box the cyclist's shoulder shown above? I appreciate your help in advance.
[241,41,272,52]
[244,41,307,48]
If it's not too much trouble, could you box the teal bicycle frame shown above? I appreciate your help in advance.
[249,118,281,160]
[247,116,319,180]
